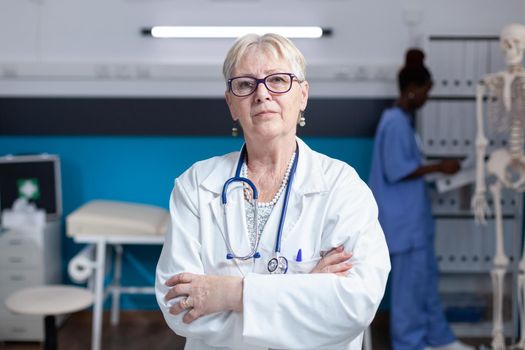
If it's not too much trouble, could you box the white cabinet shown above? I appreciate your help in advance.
[0,220,61,341]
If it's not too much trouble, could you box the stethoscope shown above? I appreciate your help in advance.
[221,144,299,274]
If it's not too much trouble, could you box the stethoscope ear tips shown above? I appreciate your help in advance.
[226,253,234,260]
[254,252,261,259]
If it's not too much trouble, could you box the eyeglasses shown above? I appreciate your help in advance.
[227,73,299,97]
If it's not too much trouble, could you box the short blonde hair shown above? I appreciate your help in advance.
[222,33,306,83]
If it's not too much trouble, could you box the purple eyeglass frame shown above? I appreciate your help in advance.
[227,72,299,97]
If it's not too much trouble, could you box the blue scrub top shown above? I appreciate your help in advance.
[368,106,434,254]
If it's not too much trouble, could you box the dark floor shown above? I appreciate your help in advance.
[0,311,185,350]
[0,311,490,350]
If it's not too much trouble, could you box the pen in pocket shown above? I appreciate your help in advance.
[295,248,302,262]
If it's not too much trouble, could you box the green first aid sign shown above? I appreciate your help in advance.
[17,178,40,200]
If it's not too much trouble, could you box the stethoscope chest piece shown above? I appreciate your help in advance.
[267,256,288,274]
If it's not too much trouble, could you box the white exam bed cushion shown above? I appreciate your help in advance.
[66,200,169,237]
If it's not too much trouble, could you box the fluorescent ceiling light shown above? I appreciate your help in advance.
[143,26,330,38]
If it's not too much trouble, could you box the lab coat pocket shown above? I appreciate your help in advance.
[286,257,321,274]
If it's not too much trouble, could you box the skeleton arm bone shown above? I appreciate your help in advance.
[472,82,491,224]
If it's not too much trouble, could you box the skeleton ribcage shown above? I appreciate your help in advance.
[488,75,525,161]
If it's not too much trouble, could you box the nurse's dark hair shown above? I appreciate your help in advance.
[397,48,432,92]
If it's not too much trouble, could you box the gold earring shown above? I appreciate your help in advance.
[232,120,239,137]
[299,111,306,127]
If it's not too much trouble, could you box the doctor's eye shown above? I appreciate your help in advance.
[267,75,286,83]
[266,74,291,87]
[235,79,256,90]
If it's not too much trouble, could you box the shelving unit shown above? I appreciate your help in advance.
[418,36,521,340]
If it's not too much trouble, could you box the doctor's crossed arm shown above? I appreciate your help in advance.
[163,246,353,324]
[309,245,353,276]
[165,273,243,324]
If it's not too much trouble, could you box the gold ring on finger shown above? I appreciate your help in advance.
[181,297,193,310]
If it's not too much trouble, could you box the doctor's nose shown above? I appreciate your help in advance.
[254,83,272,102]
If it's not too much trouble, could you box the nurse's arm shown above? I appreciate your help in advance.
[404,159,460,179]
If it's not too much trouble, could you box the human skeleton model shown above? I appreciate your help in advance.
[472,23,525,350]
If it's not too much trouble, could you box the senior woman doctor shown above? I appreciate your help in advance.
[156,33,390,350]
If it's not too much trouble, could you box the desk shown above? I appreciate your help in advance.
[72,234,164,350]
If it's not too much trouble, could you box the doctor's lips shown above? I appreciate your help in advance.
[253,109,278,117]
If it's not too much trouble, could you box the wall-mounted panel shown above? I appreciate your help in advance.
[0,97,392,136]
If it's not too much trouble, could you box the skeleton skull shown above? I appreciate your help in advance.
[500,23,525,66]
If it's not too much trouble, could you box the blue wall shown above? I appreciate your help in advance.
[0,136,374,309]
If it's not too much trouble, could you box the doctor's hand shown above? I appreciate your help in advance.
[165,273,243,324]
[310,246,353,276]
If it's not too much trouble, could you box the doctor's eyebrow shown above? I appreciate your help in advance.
[234,68,291,77]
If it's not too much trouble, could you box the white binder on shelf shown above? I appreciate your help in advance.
[489,40,505,75]
[462,101,476,155]
[428,41,449,96]
[420,101,436,155]
[448,101,462,156]
[477,41,491,81]
[463,41,477,94]
[448,41,464,96]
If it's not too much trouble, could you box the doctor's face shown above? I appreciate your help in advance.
[225,48,309,143]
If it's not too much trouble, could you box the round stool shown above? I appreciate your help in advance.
[5,285,94,350]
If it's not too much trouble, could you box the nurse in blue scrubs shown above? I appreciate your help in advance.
[368,49,473,350]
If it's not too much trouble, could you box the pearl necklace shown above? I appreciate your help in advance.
[241,151,296,207]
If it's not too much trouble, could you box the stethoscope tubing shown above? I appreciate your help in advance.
[221,143,298,260]
[222,175,261,260]
[274,146,299,253]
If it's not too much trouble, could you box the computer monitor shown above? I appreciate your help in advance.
[0,154,62,221]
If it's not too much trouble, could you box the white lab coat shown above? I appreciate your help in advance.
[156,138,390,350]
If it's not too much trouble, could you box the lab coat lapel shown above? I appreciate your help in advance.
[279,138,328,246]
[279,191,304,246]
[203,146,254,275]
[209,189,254,275]
[202,147,243,244]
[209,185,251,253]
